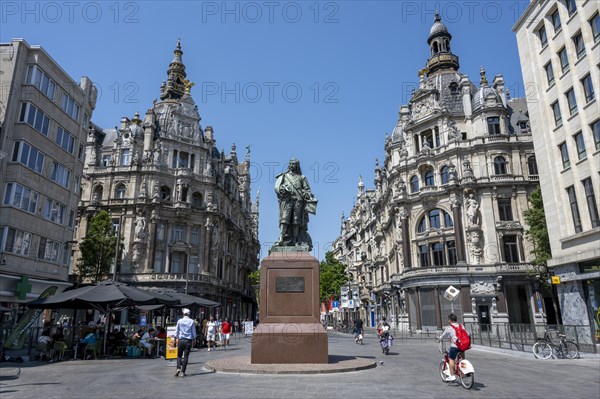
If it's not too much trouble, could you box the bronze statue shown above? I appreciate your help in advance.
[274,158,317,250]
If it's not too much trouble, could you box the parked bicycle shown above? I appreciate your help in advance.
[438,340,475,389]
[532,329,580,359]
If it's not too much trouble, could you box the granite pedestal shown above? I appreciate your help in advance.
[251,251,328,364]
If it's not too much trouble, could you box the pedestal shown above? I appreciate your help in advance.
[251,251,328,364]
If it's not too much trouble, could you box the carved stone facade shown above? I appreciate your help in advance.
[333,14,547,331]
[74,42,260,320]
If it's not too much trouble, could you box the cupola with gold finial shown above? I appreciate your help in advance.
[425,11,460,74]
[160,38,193,100]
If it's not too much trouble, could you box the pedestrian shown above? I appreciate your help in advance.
[204,316,217,352]
[174,308,196,378]
[221,318,231,350]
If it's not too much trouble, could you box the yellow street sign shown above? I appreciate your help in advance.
[551,276,561,284]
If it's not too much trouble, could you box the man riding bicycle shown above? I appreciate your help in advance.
[438,313,460,382]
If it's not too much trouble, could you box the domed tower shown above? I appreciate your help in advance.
[426,12,460,74]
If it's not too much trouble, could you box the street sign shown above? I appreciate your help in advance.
[551,276,561,284]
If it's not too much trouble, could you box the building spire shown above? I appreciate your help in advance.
[480,66,488,86]
[160,38,189,100]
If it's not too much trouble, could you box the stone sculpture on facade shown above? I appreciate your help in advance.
[134,212,147,242]
[465,194,479,227]
[273,158,317,250]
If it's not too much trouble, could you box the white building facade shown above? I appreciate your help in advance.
[334,14,545,332]
[514,0,599,338]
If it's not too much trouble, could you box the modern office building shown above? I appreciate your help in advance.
[514,0,599,338]
[333,14,544,331]
[0,39,97,306]
[76,41,260,321]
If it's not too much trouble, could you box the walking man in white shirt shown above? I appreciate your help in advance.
[174,308,196,377]
[204,316,217,352]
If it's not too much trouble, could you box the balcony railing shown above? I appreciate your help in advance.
[395,263,534,280]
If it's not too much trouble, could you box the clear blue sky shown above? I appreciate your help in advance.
[3,0,529,260]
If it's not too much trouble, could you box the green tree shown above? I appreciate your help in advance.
[77,211,120,282]
[523,187,561,324]
[319,251,348,302]
[249,269,261,307]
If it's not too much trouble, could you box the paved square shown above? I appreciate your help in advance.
[1,331,598,398]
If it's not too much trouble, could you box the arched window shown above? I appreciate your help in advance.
[115,184,126,199]
[192,192,203,207]
[160,186,171,201]
[429,209,441,229]
[438,165,449,185]
[417,216,427,233]
[93,185,103,201]
[443,210,453,227]
[494,156,507,175]
[528,155,538,176]
[445,39,450,52]
[433,42,439,54]
[410,176,419,193]
[424,170,435,186]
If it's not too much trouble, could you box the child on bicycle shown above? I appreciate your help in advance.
[438,313,460,382]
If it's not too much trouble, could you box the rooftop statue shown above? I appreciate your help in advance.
[273,158,317,251]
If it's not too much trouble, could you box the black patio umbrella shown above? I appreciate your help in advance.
[27,280,179,354]
[161,292,220,308]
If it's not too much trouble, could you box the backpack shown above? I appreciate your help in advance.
[450,323,471,351]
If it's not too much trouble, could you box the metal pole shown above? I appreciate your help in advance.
[112,214,123,281]
[185,255,190,294]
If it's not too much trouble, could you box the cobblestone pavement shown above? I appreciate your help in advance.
[1,330,599,399]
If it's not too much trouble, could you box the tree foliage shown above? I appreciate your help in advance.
[319,251,348,302]
[523,187,561,323]
[523,187,552,266]
[77,211,119,282]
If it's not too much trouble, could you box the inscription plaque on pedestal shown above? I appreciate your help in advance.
[276,277,305,293]
[251,251,328,364]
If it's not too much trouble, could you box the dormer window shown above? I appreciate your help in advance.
[487,117,501,135]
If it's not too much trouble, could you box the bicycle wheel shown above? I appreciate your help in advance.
[460,372,474,389]
[561,341,580,359]
[439,361,448,382]
[532,341,552,359]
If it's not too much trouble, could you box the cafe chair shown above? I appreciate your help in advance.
[53,341,68,361]
[84,343,99,360]
[35,342,50,360]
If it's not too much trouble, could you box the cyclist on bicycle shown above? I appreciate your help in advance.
[354,318,363,343]
[438,313,460,382]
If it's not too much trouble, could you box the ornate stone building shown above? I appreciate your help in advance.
[333,14,545,331]
[75,41,260,320]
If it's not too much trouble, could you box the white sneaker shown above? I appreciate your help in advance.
[445,375,456,382]
[207,348,211,352]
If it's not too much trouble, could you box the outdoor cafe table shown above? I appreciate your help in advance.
[150,338,165,357]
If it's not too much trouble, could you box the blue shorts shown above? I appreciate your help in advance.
[448,347,459,360]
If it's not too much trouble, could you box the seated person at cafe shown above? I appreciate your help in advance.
[78,331,97,359]
[132,329,143,342]
[140,328,155,356]
[37,330,52,359]
[52,328,65,343]
[156,327,167,339]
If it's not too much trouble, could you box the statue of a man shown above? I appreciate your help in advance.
[274,158,316,249]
